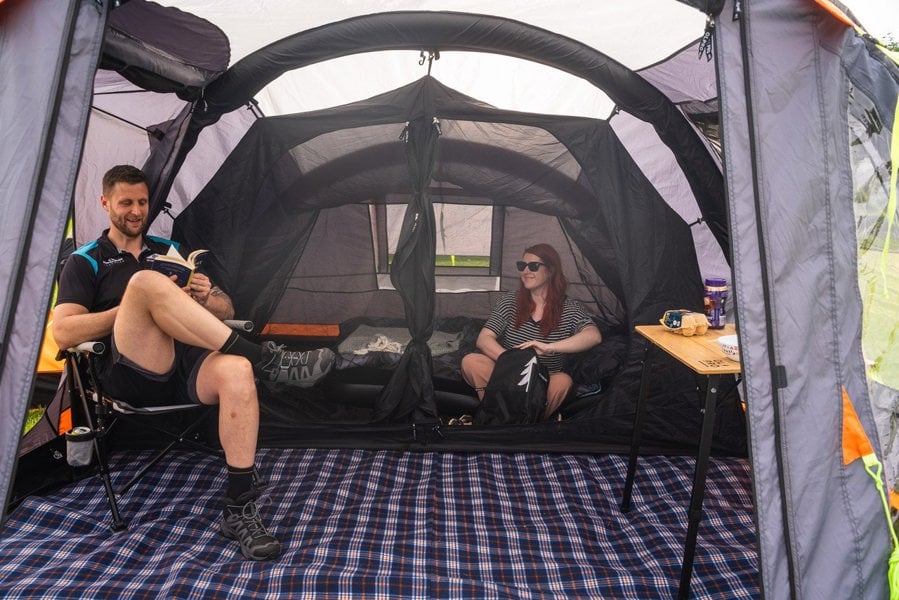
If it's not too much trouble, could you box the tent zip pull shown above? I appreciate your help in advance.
[698,15,715,62]
[399,121,410,143]
[432,117,442,136]
[732,1,742,21]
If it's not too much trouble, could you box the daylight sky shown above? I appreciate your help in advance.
[844,0,898,41]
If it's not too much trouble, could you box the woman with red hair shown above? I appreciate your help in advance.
[461,243,603,419]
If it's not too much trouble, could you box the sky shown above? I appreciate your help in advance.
[843,0,898,41]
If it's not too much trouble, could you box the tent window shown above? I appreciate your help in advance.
[434,203,493,272]
[847,85,898,389]
[373,202,500,292]
[380,202,494,270]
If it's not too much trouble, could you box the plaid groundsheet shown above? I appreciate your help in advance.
[0,448,757,599]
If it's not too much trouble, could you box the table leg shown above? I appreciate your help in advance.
[621,340,652,512]
[677,374,720,600]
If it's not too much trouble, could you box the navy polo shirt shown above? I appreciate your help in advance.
[56,229,183,314]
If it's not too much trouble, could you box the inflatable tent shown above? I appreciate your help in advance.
[2,0,898,597]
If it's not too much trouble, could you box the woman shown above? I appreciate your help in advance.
[461,243,603,419]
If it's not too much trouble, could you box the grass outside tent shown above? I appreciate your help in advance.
[858,247,899,388]
[24,407,45,435]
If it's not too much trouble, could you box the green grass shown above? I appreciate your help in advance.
[858,247,899,388]
[434,254,489,268]
[387,254,490,268]
[23,407,45,435]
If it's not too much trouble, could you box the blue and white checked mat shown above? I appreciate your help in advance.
[0,448,757,598]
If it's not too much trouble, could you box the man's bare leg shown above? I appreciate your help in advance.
[194,351,280,560]
[194,353,258,468]
[113,270,233,373]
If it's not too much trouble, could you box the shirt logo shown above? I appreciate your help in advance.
[103,257,126,267]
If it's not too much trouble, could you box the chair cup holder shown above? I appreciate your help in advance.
[65,426,95,467]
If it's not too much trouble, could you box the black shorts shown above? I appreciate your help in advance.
[98,335,211,407]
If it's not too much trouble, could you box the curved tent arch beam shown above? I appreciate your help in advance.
[173,10,727,257]
[274,139,598,219]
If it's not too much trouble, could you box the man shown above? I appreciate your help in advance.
[53,165,335,561]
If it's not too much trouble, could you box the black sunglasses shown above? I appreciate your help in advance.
[516,261,546,272]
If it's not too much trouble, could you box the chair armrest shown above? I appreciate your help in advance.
[223,319,254,332]
[56,341,106,360]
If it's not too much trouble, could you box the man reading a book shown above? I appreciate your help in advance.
[52,164,335,561]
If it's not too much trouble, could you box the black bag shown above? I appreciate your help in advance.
[474,348,548,425]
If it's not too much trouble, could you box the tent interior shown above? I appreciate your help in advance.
[22,1,746,460]
[4,0,899,597]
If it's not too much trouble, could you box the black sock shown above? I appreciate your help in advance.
[219,331,262,364]
[226,464,256,503]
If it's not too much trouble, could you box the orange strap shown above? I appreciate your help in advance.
[260,323,340,338]
[810,0,857,29]
[842,387,875,466]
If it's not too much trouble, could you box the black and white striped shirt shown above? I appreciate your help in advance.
[484,292,594,373]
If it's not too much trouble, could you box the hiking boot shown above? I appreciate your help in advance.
[220,493,281,561]
[256,341,335,386]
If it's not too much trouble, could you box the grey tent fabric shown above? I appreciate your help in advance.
[0,0,107,519]
[717,1,895,597]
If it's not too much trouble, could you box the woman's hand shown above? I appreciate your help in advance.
[517,340,556,356]
[517,325,603,356]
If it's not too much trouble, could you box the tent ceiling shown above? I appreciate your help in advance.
[155,0,708,118]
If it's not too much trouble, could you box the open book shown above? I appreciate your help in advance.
[150,245,208,287]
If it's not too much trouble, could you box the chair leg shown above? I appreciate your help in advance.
[117,439,181,496]
[67,358,127,531]
[92,436,128,532]
[117,408,218,495]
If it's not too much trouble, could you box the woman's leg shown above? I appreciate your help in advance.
[545,371,574,418]
[461,353,496,400]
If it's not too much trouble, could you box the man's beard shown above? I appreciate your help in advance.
[111,216,143,239]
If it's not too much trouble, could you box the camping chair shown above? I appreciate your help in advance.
[60,319,262,531]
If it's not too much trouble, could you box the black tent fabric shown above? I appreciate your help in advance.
[175,77,703,329]
[173,76,744,453]
[101,0,229,99]
[188,11,728,261]
[373,116,440,423]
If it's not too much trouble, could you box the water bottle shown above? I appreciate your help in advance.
[704,277,728,329]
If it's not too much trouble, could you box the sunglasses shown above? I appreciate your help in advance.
[516,261,546,272]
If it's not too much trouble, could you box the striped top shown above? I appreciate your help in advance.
[484,292,595,373]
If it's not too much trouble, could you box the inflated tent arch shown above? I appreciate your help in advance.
[161,11,728,258]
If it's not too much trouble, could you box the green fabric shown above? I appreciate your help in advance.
[862,454,899,600]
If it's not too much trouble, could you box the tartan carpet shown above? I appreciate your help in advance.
[0,448,758,599]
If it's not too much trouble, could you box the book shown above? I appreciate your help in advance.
[150,245,208,287]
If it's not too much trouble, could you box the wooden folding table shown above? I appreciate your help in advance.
[620,324,741,600]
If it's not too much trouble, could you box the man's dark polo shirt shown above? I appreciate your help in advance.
[56,229,182,324]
